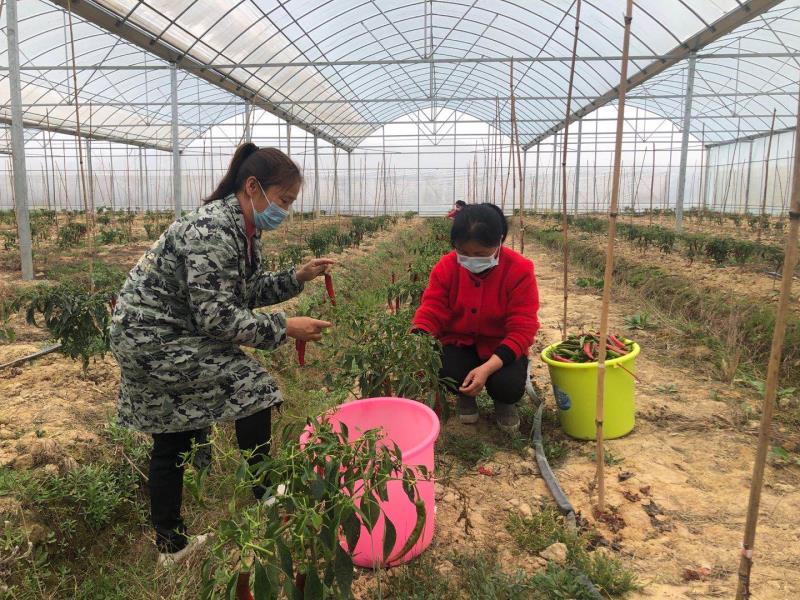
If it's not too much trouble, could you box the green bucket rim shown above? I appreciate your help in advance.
[540,339,640,369]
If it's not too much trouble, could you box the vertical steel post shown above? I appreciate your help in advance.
[452,119,457,205]
[551,133,558,212]
[574,119,583,214]
[744,140,754,214]
[7,0,33,279]
[417,114,421,213]
[675,52,697,232]
[313,135,320,218]
[138,147,145,211]
[534,142,540,213]
[171,63,182,218]
[702,146,712,210]
[347,150,352,214]
[87,139,94,208]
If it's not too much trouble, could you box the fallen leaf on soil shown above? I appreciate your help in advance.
[477,466,495,477]
[618,471,635,482]
[622,490,641,502]
[682,566,713,582]
[593,507,627,533]
[639,485,652,496]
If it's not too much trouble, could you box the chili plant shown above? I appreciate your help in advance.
[324,307,451,413]
[16,283,112,371]
[201,419,428,600]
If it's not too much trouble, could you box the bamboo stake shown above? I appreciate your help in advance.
[510,60,526,253]
[722,121,742,213]
[509,61,517,249]
[66,0,95,290]
[560,0,581,341]
[493,97,500,205]
[594,0,633,514]
[736,84,800,600]
[758,110,777,242]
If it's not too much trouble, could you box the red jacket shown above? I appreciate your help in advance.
[413,247,540,362]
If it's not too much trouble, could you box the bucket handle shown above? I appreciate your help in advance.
[613,361,641,383]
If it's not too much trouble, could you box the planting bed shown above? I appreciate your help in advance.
[1,215,798,599]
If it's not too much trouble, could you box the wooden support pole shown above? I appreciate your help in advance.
[758,110,777,242]
[560,0,581,341]
[736,85,800,600]
[595,0,633,514]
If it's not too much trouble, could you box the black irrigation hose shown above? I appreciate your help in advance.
[526,379,575,523]
[525,379,604,600]
[0,343,62,370]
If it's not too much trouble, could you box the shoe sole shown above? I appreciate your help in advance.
[459,413,479,424]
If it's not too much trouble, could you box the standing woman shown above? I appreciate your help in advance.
[413,203,539,432]
[110,144,331,564]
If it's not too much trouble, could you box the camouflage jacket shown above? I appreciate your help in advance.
[109,195,303,433]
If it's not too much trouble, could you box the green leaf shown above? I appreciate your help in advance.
[303,567,323,600]
[343,508,361,553]
[382,516,397,564]
[310,476,325,501]
[359,493,380,533]
[253,559,276,600]
[226,572,239,600]
[277,538,294,580]
[334,545,354,598]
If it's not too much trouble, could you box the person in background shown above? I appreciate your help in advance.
[447,200,467,219]
[109,144,332,565]
[413,203,539,432]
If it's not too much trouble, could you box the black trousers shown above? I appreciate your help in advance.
[149,408,271,553]
[440,345,528,405]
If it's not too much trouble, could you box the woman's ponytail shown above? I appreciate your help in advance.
[204,143,259,203]
[204,142,302,204]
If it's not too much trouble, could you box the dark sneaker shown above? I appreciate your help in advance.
[495,403,520,434]
[157,533,209,567]
[457,395,479,424]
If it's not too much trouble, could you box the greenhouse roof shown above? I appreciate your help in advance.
[1,0,799,151]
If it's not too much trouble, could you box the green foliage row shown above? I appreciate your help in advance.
[543,213,788,270]
[528,225,800,388]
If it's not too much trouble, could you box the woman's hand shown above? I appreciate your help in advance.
[459,365,490,396]
[459,354,504,396]
[286,317,332,341]
[296,258,335,283]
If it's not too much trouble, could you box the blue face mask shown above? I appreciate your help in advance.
[456,249,500,274]
[251,182,289,231]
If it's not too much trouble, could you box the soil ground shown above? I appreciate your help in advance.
[1,218,799,598]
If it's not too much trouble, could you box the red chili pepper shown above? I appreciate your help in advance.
[236,572,254,600]
[295,339,306,366]
[583,341,594,360]
[477,466,494,476]
[324,273,336,306]
[609,335,627,351]
[607,344,628,356]
[551,355,575,363]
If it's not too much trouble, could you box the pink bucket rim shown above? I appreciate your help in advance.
[323,396,440,458]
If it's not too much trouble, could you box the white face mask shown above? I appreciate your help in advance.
[456,249,500,274]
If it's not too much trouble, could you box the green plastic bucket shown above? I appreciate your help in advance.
[540,340,640,440]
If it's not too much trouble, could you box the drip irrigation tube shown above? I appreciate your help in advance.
[525,379,604,600]
[0,343,62,370]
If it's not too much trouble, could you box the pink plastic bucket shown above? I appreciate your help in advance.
[300,397,439,568]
